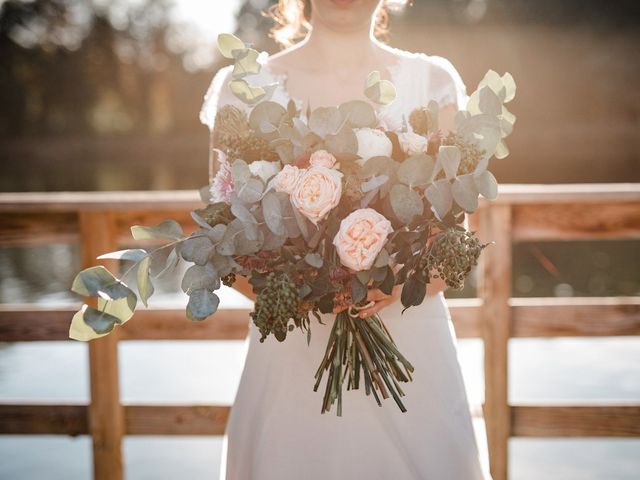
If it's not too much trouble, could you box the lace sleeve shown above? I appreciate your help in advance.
[199,64,242,131]
[426,55,469,111]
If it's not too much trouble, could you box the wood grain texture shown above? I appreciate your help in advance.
[478,204,512,480]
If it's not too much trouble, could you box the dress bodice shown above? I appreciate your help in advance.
[199,46,469,132]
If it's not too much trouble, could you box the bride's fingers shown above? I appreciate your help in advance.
[367,288,390,301]
[358,298,392,318]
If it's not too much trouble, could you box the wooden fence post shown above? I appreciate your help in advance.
[79,211,125,480]
[478,203,512,480]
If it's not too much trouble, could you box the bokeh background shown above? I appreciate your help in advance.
[0,1,639,479]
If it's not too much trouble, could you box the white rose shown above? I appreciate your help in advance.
[398,131,428,156]
[354,128,393,167]
[249,160,281,183]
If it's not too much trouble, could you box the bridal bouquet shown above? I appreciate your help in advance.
[69,34,516,416]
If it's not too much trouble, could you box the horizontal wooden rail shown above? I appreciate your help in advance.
[3,403,638,437]
[2,297,639,342]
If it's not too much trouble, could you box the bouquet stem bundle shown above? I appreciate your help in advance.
[314,306,414,416]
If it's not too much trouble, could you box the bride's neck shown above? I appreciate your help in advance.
[300,20,381,72]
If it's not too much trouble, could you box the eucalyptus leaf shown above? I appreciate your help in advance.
[397,154,435,187]
[361,174,389,193]
[230,203,259,241]
[479,85,502,116]
[374,249,390,268]
[69,308,107,341]
[438,146,461,180]
[181,263,219,294]
[232,48,261,78]
[261,191,285,236]
[229,79,267,105]
[71,266,131,300]
[97,249,148,262]
[451,174,480,212]
[304,252,323,268]
[217,33,245,59]
[502,72,516,102]
[191,211,213,230]
[82,306,122,334]
[389,184,424,224]
[186,289,220,321]
[338,100,376,128]
[425,178,454,221]
[473,169,498,200]
[401,273,426,309]
[230,159,251,186]
[249,101,286,134]
[97,294,136,324]
[236,177,264,204]
[156,248,179,278]
[136,256,154,307]
[309,107,342,137]
[180,235,214,266]
[206,224,227,243]
[131,219,183,241]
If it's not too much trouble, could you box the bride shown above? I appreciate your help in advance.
[200,1,493,479]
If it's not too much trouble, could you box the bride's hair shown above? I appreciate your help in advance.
[266,0,410,49]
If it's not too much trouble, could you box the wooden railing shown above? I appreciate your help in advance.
[1,184,639,480]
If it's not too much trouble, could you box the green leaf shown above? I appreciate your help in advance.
[451,174,479,212]
[401,273,426,309]
[230,159,251,187]
[424,179,453,221]
[217,33,245,59]
[180,235,214,266]
[364,71,396,105]
[186,289,220,321]
[97,249,148,262]
[230,203,259,240]
[181,263,219,294]
[137,256,154,307]
[389,184,424,224]
[438,146,461,180]
[156,248,179,278]
[97,293,136,324]
[338,100,376,128]
[351,276,367,304]
[232,48,261,78]
[309,107,343,137]
[229,79,267,105]
[324,127,357,156]
[474,170,498,200]
[236,177,264,204]
[262,191,285,236]
[374,249,390,268]
[71,266,133,302]
[131,219,183,241]
[69,308,108,341]
[83,305,122,334]
[249,101,286,134]
[397,154,435,187]
[304,252,323,268]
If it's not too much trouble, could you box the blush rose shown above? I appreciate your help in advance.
[333,208,394,272]
[291,166,343,224]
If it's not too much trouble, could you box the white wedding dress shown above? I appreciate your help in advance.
[200,46,493,480]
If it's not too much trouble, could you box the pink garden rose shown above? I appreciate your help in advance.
[273,164,302,194]
[309,149,337,168]
[333,208,394,272]
[291,166,343,225]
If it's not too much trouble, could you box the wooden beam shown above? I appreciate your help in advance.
[512,404,640,437]
[0,404,88,435]
[80,211,125,480]
[511,297,640,337]
[0,302,483,341]
[479,204,512,480]
[0,212,78,245]
[512,202,640,241]
[125,405,229,435]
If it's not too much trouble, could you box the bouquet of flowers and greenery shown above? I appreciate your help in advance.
[69,33,516,416]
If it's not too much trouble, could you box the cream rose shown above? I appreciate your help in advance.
[333,208,394,271]
[273,164,302,194]
[309,149,337,168]
[355,128,393,167]
[291,166,343,224]
[398,131,428,156]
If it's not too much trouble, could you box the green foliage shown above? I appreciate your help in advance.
[131,219,183,241]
